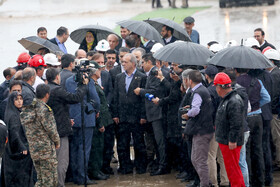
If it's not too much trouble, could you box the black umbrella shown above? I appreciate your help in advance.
[144,17,191,41]
[153,41,213,65]
[117,20,164,45]
[18,36,62,54]
[208,45,273,69]
[70,25,120,44]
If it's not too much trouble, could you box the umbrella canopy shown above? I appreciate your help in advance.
[18,36,62,54]
[153,41,213,65]
[144,17,191,42]
[117,20,164,45]
[208,45,273,69]
[70,25,120,44]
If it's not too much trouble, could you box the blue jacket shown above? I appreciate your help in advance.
[66,76,100,128]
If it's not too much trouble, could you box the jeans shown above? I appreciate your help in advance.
[239,131,250,187]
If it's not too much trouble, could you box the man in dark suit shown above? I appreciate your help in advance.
[112,53,147,174]
[109,47,129,87]
[254,28,276,52]
[60,54,75,89]
[161,25,177,45]
[134,53,170,176]
[49,26,69,54]
[99,71,113,105]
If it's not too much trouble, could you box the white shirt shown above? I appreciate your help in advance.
[33,75,45,91]
[97,77,102,86]
[165,36,172,43]
[122,39,126,47]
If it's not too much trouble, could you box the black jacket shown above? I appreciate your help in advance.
[49,37,58,46]
[260,40,276,52]
[101,70,113,105]
[60,69,74,89]
[144,40,155,53]
[158,79,182,138]
[140,66,171,122]
[109,65,122,88]
[47,82,87,137]
[22,81,36,106]
[270,67,280,114]
[215,90,244,146]
[112,70,146,124]
[164,36,177,45]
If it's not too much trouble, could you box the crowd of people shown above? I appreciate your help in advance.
[0,14,280,187]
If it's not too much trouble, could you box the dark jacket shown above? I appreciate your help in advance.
[47,82,87,137]
[109,65,122,88]
[112,70,146,124]
[144,40,155,53]
[60,69,74,89]
[164,36,177,45]
[21,81,36,106]
[49,37,58,46]
[0,80,9,102]
[260,40,276,52]
[184,84,214,136]
[207,81,221,122]
[270,67,280,114]
[140,66,171,122]
[158,79,182,138]
[215,90,245,146]
[101,70,113,105]
[94,81,113,129]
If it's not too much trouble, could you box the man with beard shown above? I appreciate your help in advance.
[161,25,177,45]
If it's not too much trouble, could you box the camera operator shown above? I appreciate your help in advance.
[65,61,100,185]
[46,68,88,187]
[134,53,171,176]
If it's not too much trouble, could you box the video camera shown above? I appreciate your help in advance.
[150,67,159,76]
[74,60,91,84]
[179,107,190,126]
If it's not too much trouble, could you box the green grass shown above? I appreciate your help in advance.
[114,6,210,33]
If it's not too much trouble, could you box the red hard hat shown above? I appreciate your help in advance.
[214,72,232,86]
[17,52,31,63]
[28,55,46,67]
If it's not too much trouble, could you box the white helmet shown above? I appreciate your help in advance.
[264,49,280,61]
[209,43,223,53]
[243,37,260,48]
[224,40,238,48]
[151,43,164,53]
[95,39,110,52]
[43,53,61,66]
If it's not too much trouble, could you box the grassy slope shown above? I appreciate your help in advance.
[114,6,210,33]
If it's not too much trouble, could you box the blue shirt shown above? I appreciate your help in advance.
[190,29,200,44]
[187,83,203,117]
[248,80,270,116]
[55,37,67,54]
[125,68,136,92]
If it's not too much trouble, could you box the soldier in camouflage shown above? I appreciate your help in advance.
[20,84,60,187]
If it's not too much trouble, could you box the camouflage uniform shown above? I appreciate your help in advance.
[20,98,60,187]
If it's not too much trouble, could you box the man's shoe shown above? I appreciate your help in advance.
[176,171,188,179]
[181,174,194,182]
[99,171,110,179]
[150,168,168,176]
[75,179,97,185]
[118,168,133,174]
[185,181,199,187]
[92,173,108,180]
[102,167,114,175]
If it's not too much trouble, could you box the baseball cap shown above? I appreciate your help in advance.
[205,65,218,76]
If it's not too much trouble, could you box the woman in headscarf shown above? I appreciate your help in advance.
[2,92,34,187]
[79,31,97,52]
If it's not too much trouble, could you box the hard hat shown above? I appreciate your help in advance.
[214,72,232,88]
[243,37,260,48]
[224,40,238,48]
[43,53,61,66]
[95,39,110,52]
[17,52,31,63]
[151,43,164,53]
[209,43,223,53]
[263,48,280,61]
[28,54,46,67]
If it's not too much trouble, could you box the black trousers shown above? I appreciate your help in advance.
[246,114,264,187]
[152,0,162,7]
[116,122,147,172]
[262,118,273,184]
[151,119,167,169]
[166,137,181,170]
[101,123,115,171]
